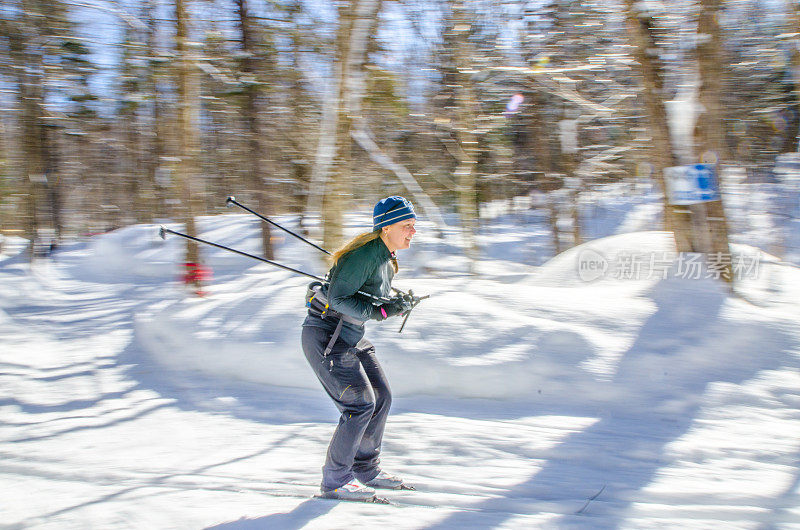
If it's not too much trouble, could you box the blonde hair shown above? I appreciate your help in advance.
[332,229,399,273]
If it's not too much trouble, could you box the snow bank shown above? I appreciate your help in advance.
[134,271,318,392]
[75,217,277,282]
[133,225,800,404]
[0,235,29,262]
[529,231,677,287]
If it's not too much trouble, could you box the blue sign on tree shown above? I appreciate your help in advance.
[665,163,720,205]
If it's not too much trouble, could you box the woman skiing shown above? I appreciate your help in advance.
[302,196,417,501]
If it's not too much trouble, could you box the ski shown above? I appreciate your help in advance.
[312,493,395,505]
[375,482,415,491]
[237,480,594,514]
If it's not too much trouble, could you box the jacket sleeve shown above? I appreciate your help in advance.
[326,247,380,321]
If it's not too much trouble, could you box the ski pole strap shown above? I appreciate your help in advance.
[323,317,345,357]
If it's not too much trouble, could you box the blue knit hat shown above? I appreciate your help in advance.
[373,196,416,230]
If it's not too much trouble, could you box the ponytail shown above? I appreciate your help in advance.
[331,230,399,273]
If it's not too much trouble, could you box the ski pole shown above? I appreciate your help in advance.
[159,226,393,304]
[224,196,412,297]
[398,290,430,333]
[226,196,330,255]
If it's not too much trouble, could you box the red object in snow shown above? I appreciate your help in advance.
[183,262,212,295]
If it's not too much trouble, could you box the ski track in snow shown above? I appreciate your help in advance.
[1,209,800,529]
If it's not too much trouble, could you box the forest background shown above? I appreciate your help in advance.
[2,0,799,273]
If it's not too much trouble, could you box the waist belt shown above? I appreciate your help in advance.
[306,283,367,356]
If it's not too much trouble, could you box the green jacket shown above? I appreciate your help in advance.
[304,236,394,345]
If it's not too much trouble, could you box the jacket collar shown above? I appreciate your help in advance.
[375,236,395,262]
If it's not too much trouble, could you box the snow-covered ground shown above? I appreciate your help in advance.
[2,189,800,529]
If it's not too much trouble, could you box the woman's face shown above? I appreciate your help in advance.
[382,218,416,252]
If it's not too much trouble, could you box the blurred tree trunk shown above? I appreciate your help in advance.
[449,0,480,264]
[567,164,582,248]
[788,0,800,151]
[119,23,146,224]
[287,0,311,218]
[324,1,356,252]
[17,78,44,258]
[694,0,733,283]
[623,0,694,253]
[236,0,274,259]
[524,90,562,254]
[174,0,202,281]
[7,16,45,258]
[558,118,582,248]
[546,198,562,255]
[44,132,61,241]
[144,0,166,221]
[0,114,8,234]
[306,0,380,252]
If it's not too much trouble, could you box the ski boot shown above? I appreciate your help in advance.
[318,480,377,501]
[364,471,415,490]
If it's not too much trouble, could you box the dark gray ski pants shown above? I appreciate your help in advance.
[302,325,392,491]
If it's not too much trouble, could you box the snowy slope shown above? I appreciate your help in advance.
[2,212,800,529]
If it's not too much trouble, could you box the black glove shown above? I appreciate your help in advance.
[374,296,413,321]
